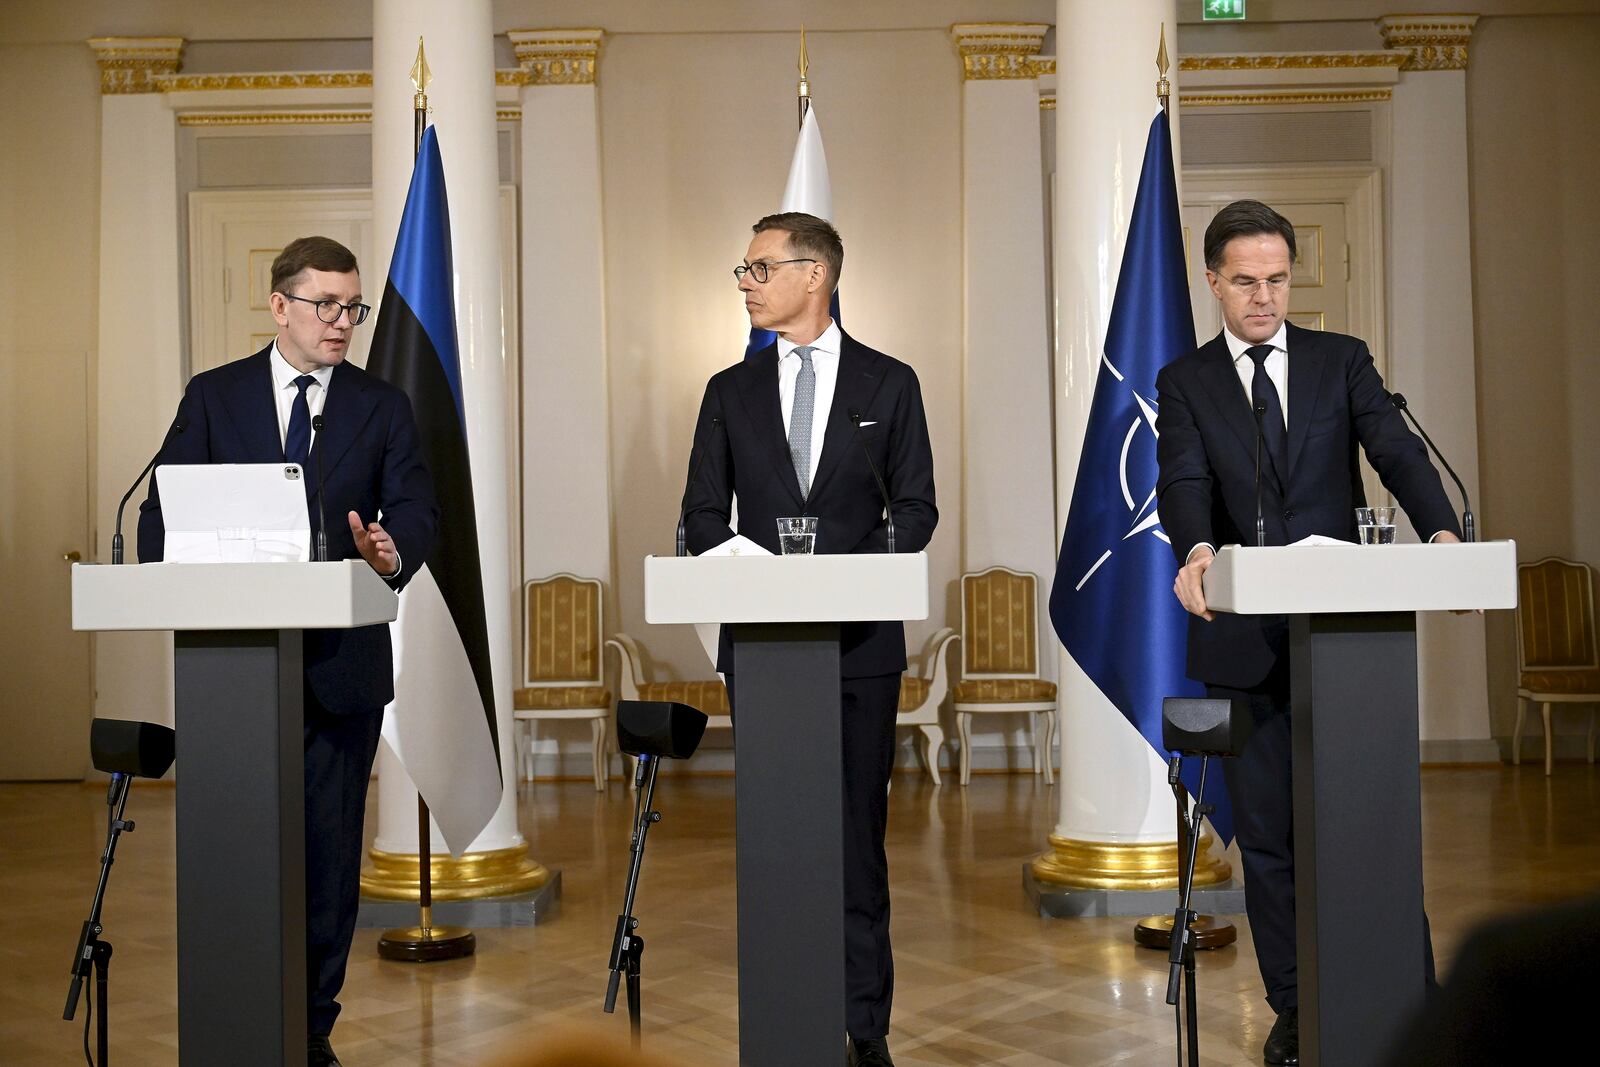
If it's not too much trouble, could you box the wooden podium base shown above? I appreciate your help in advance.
[1133,913,1237,951]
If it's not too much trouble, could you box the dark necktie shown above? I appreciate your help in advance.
[1246,345,1287,478]
[284,374,316,468]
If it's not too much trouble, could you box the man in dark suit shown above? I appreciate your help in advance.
[682,212,937,1067]
[138,236,438,1067]
[1154,201,1461,1065]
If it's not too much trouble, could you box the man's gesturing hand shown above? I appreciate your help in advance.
[349,511,399,577]
[1174,545,1215,621]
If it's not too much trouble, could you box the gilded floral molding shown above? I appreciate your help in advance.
[1179,51,1406,72]
[951,23,1050,81]
[1182,89,1393,107]
[177,110,371,127]
[87,37,184,94]
[1377,15,1479,71]
[506,28,605,86]
[162,71,372,93]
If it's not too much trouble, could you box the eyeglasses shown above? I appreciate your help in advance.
[1224,274,1290,294]
[280,293,372,325]
[733,258,817,284]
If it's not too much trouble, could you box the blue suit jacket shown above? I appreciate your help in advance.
[137,346,439,714]
[1155,324,1461,690]
[683,332,938,678]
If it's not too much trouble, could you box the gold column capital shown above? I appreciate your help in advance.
[506,28,605,86]
[86,36,184,94]
[950,22,1050,81]
[1376,14,1479,71]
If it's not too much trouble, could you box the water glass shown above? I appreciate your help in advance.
[1371,506,1397,545]
[776,516,818,556]
[217,526,258,562]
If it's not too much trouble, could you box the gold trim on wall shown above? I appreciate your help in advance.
[177,110,372,127]
[1040,96,1056,111]
[87,36,185,94]
[1377,15,1479,72]
[1181,88,1393,107]
[161,71,371,93]
[1180,51,1407,72]
[507,28,605,86]
[951,23,1050,81]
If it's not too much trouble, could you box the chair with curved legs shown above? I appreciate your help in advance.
[512,573,612,790]
[951,567,1058,786]
[1514,557,1600,775]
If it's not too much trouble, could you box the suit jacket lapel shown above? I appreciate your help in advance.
[736,344,806,508]
[317,362,377,480]
[1284,323,1328,482]
[806,334,885,503]
[220,347,285,462]
[1194,334,1283,492]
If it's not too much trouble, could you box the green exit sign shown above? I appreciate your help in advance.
[1203,0,1246,19]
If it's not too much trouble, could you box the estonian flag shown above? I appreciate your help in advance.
[367,125,502,854]
[745,106,840,358]
[1047,109,1232,844]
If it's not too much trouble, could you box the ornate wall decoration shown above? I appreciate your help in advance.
[1179,51,1406,72]
[161,71,371,93]
[506,28,605,86]
[1182,89,1393,107]
[87,36,184,94]
[176,111,372,126]
[1377,15,1479,72]
[951,23,1050,81]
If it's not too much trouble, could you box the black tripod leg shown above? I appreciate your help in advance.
[626,934,644,1049]
[94,941,113,1066]
[1184,938,1198,1067]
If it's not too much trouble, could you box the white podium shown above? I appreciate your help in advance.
[644,553,929,1067]
[72,562,397,1067]
[1204,541,1516,1067]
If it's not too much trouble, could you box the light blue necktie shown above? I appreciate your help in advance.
[788,346,815,496]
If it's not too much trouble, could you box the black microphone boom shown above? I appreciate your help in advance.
[1388,393,1476,542]
[311,414,329,562]
[676,416,722,557]
[112,414,188,564]
[1252,402,1267,548]
[848,410,896,554]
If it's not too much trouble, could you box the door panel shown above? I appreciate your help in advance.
[0,349,93,779]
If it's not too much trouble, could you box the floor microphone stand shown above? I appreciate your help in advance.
[604,753,663,1048]
[64,772,137,1066]
[1165,754,1212,1067]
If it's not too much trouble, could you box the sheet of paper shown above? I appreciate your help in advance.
[1289,534,1356,547]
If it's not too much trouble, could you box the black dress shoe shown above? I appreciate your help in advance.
[1263,1007,1299,1065]
[847,1036,896,1066]
[308,1034,343,1067]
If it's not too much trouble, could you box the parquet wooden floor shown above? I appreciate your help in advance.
[3,764,1597,1065]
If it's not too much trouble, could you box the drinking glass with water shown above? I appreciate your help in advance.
[1355,506,1397,545]
[776,517,817,555]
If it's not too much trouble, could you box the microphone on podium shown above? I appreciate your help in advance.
[311,414,329,562]
[1388,393,1476,542]
[676,415,723,557]
[848,409,895,554]
[1252,402,1267,548]
[112,414,188,564]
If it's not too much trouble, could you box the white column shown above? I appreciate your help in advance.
[507,30,614,775]
[1038,0,1218,888]
[88,38,185,735]
[951,25,1059,726]
[1378,14,1494,758]
[369,1,524,862]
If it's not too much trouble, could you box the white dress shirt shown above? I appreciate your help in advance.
[777,319,842,492]
[269,341,333,453]
[1224,322,1289,430]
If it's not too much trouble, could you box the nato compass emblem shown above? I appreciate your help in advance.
[1072,352,1169,593]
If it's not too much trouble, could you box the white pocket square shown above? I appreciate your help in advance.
[859,420,878,428]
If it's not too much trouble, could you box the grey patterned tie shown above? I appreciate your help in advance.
[788,345,816,495]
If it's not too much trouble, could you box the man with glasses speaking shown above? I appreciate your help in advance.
[680,213,938,1066]
[1155,201,1460,1065]
[138,236,438,1067]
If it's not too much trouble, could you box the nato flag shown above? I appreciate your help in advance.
[1048,108,1231,843]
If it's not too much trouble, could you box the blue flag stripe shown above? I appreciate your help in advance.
[385,126,464,424]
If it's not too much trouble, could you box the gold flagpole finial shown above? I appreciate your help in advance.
[797,25,811,127]
[410,36,432,102]
[1156,24,1171,111]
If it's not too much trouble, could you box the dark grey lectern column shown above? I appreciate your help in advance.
[731,622,845,1067]
[174,629,306,1067]
[1290,612,1424,1067]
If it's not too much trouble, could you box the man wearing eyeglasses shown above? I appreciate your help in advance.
[138,235,438,1067]
[682,212,937,1067]
[1154,201,1460,1065]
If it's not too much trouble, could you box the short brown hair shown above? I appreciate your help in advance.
[752,212,843,291]
[1203,200,1296,272]
[271,236,359,296]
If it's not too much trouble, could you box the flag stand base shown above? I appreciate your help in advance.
[377,922,476,962]
[1133,913,1237,950]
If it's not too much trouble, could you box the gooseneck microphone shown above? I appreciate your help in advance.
[848,409,896,554]
[112,414,188,564]
[311,414,329,562]
[1252,402,1267,548]
[1388,393,1476,542]
[676,416,723,557]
